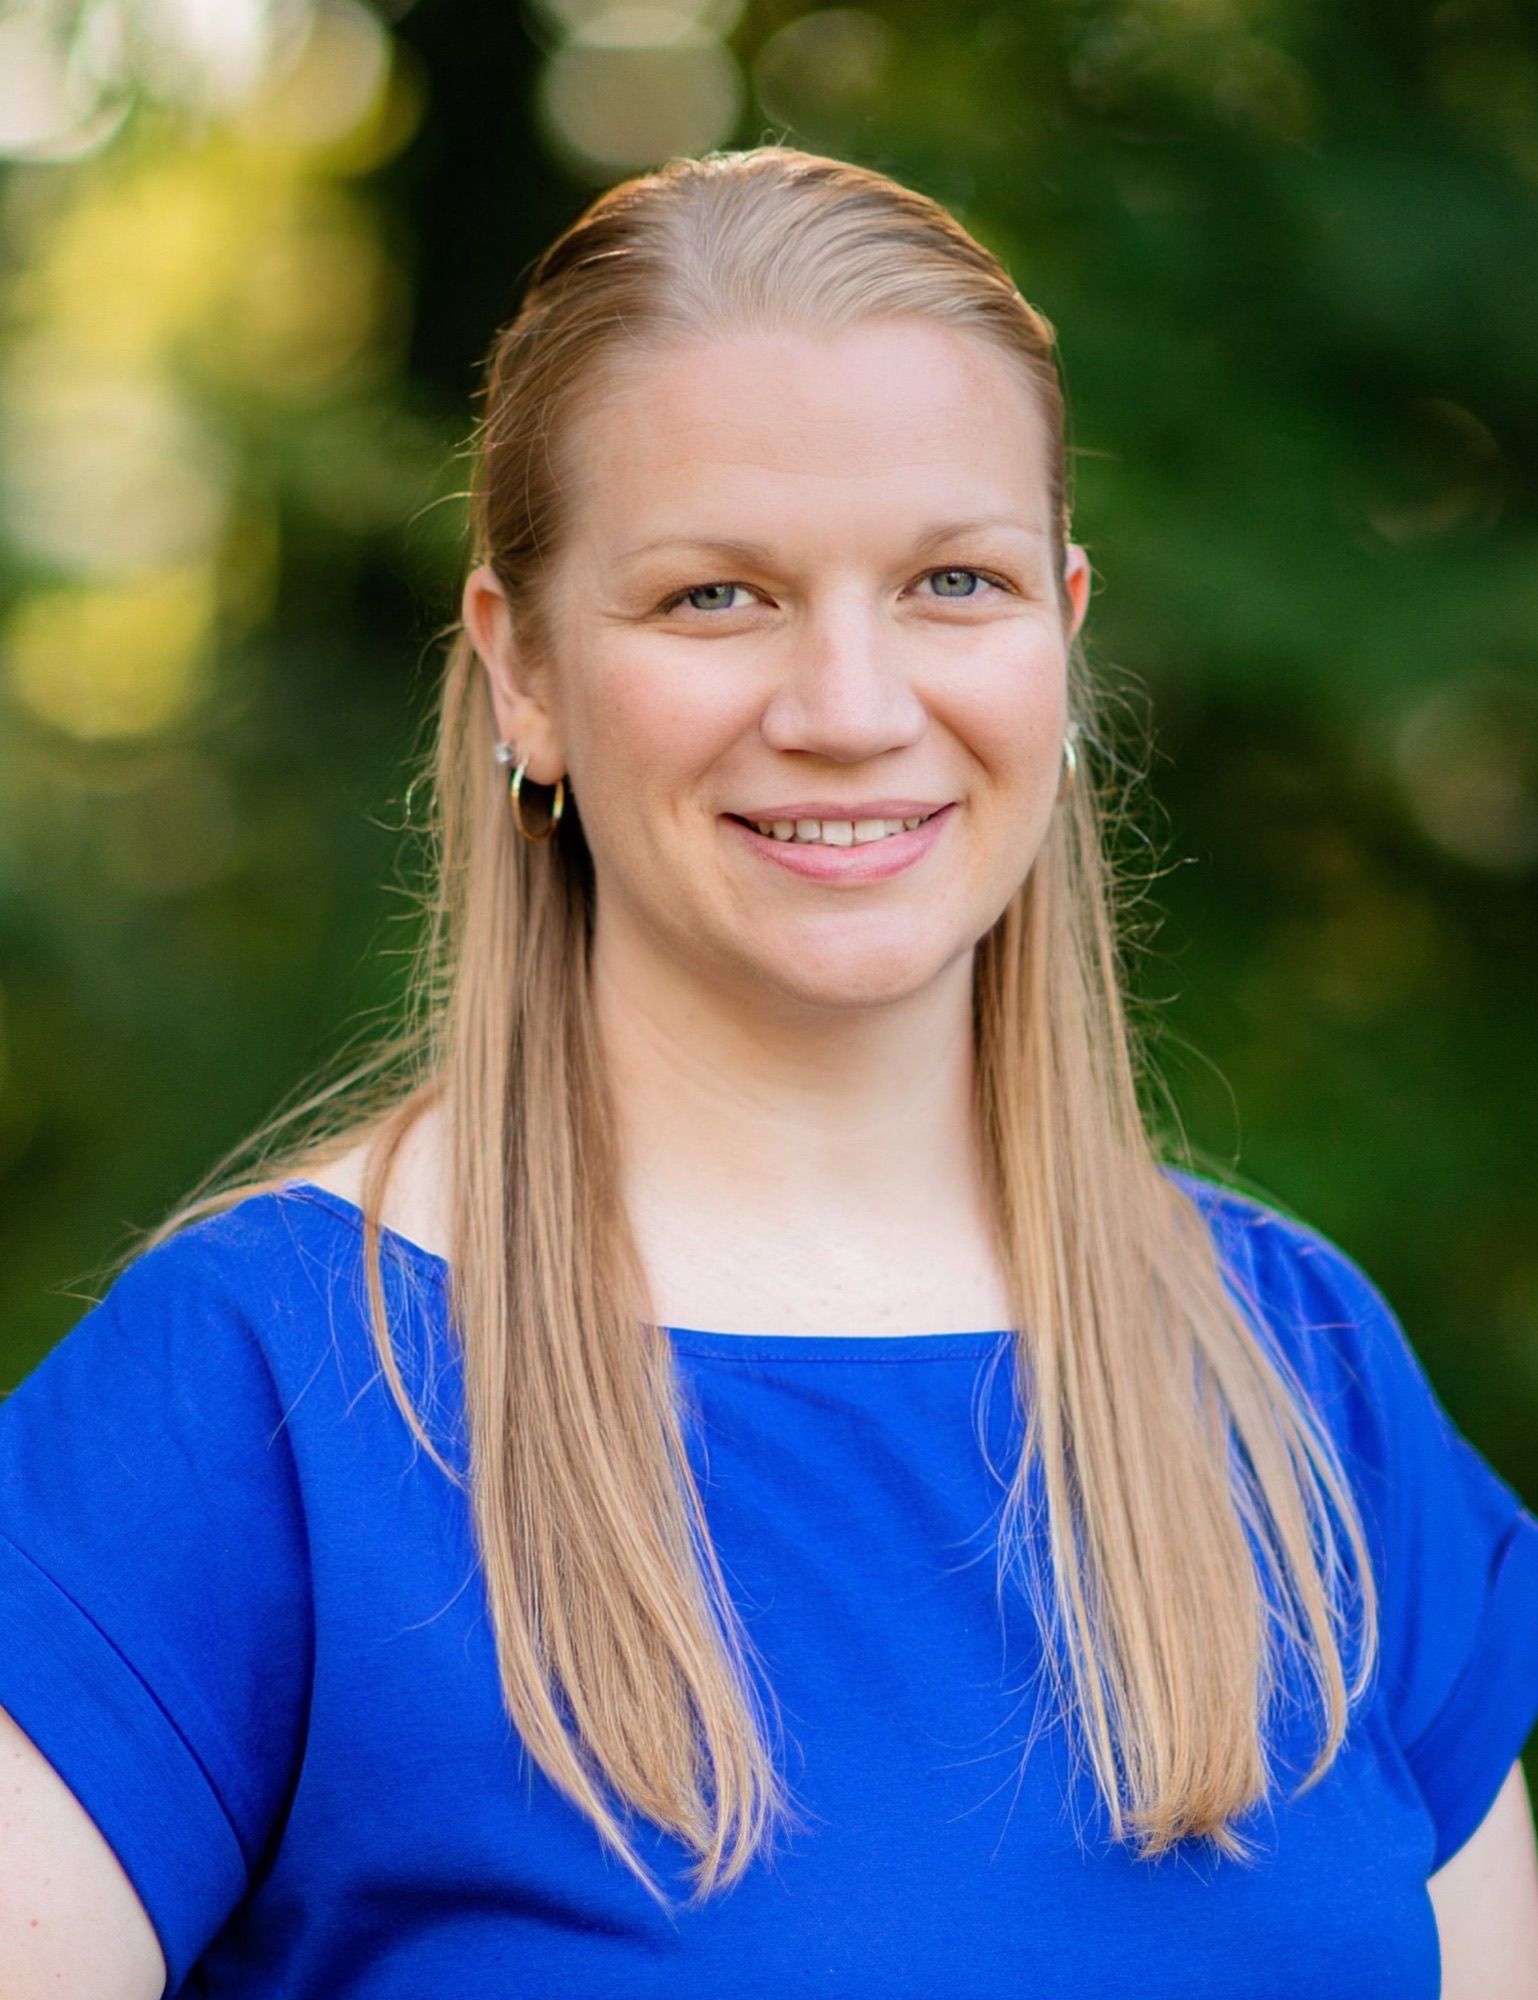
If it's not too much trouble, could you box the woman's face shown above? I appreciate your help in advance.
[468,317,1090,1017]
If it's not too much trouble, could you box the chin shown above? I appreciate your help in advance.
[736,927,969,1014]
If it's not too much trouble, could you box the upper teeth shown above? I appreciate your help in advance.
[748,815,930,844]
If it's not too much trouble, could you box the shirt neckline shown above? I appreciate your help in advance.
[280,1179,1016,1363]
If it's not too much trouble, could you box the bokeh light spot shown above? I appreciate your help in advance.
[230,0,393,155]
[125,0,299,112]
[1396,671,1538,872]
[221,188,402,393]
[0,361,231,574]
[533,0,744,35]
[1354,398,1509,546]
[538,23,742,176]
[0,14,130,162]
[752,11,893,149]
[3,567,218,740]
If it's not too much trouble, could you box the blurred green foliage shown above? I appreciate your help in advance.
[1,0,1535,1564]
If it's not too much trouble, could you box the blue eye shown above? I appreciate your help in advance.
[679,582,745,612]
[927,568,984,598]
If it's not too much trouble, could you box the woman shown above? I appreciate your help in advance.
[1,148,1535,1998]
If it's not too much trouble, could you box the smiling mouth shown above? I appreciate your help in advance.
[731,811,937,847]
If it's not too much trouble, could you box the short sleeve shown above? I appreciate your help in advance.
[0,1232,314,1989]
[1191,1176,1538,1874]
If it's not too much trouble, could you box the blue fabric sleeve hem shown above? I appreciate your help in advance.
[0,1532,247,1991]
[1407,1506,1538,1874]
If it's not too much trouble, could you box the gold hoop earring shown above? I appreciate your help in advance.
[510,757,565,843]
[492,738,566,841]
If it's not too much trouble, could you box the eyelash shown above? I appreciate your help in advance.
[658,567,1013,615]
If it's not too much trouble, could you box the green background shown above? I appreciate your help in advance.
[1,0,1534,1788]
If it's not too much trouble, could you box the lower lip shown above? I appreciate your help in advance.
[725,806,953,882]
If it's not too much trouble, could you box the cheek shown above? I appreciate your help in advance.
[931,628,1068,782]
[558,650,748,841]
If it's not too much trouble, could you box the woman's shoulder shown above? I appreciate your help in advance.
[0,1185,366,1991]
[28,1174,455,1459]
[119,1172,433,1316]
[1158,1164,1434,1439]
[134,1102,452,1318]
[297,1109,454,1265]
[1165,1166,1538,1859]
[1163,1165,1399,1325]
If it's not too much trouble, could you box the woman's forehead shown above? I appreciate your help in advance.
[559,320,1052,548]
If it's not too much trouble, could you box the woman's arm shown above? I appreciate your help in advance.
[0,1704,166,1999]
[1429,1759,1538,2000]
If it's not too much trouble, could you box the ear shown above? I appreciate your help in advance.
[462,563,565,784]
[1062,542,1091,644]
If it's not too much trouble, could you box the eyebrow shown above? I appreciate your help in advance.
[614,517,1049,569]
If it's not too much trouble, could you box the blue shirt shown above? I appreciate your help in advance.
[1,1171,1535,1997]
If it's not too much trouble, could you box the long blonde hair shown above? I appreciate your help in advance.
[124,147,1376,1908]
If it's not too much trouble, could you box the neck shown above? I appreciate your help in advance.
[590,915,990,1261]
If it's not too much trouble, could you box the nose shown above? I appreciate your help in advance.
[757,593,928,762]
